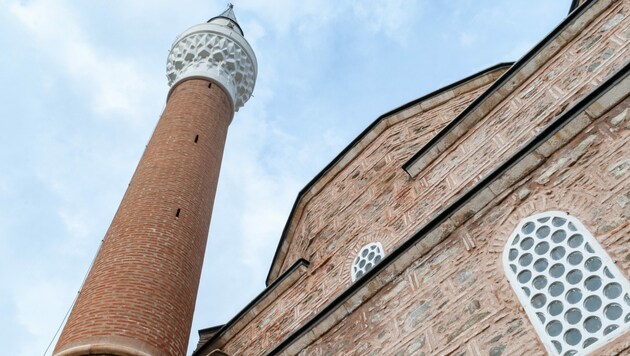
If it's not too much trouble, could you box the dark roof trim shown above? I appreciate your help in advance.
[198,324,224,337]
[195,325,225,354]
[267,60,629,356]
[402,0,596,173]
[367,63,513,123]
[207,16,244,36]
[569,0,582,14]
[208,4,244,36]
[265,62,513,286]
[194,258,310,356]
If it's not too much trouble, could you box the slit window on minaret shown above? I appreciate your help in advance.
[194,135,199,143]
[208,83,212,88]
[176,208,181,218]
[503,211,630,355]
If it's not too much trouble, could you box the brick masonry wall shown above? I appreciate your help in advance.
[578,0,592,10]
[220,81,494,355]
[298,97,630,356]
[416,1,628,211]
[209,2,630,354]
[277,1,629,281]
[55,79,232,356]
[277,2,629,283]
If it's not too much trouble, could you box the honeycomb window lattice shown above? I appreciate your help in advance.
[351,242,385,282]
[503,211,630,356]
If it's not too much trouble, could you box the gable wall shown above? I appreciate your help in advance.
[276,1,628,283]
[282,84,494,272]
[212,1,628,354]
[219,81,495,355]
[416,1,628,206]
[298,95,630,356]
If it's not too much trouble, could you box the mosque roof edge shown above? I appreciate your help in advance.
[264,62,514,286]
[267,59,630,356]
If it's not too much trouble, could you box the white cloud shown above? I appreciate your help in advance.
[351,0,424,46]
[220,98,304,279]
[238,0,337,35]
[240,19,267,51]
[10,0,161,123]
[14,279,75,356]
[237,0,423,45]
[240,178,297,267]
[57,209,96,256]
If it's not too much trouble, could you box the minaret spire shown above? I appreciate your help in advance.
[219,3,238,23]
[208,3,244,35]
[53,5,257,356]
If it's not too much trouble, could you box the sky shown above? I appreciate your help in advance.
[0,1,573,354]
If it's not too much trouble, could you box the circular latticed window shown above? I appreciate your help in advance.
[351,242,384,282]
[503,211,630,356]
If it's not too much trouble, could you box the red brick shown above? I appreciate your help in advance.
[54,79,232,356]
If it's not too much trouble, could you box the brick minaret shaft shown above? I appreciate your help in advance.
[55,80,231,356]
[54,6,257,356]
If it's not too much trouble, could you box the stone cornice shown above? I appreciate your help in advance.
[53,334,162,356]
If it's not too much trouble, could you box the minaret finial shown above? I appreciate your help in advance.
[206,2,242,35]
[218,3,238,24]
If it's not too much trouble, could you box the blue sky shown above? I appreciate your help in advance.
[0,1,572,354]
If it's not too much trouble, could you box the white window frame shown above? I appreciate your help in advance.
[503,211,630,355]
[351,242,385,282]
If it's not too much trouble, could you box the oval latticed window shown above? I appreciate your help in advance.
[351,242,385,282]
[503,211,630,355]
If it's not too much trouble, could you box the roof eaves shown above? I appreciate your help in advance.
[194,259,310,356]
[267,58,629,356]
[569,0,582,14]
[402,0,599,176]
[264,62,513,286]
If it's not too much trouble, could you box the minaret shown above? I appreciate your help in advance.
[53,5,257,356]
